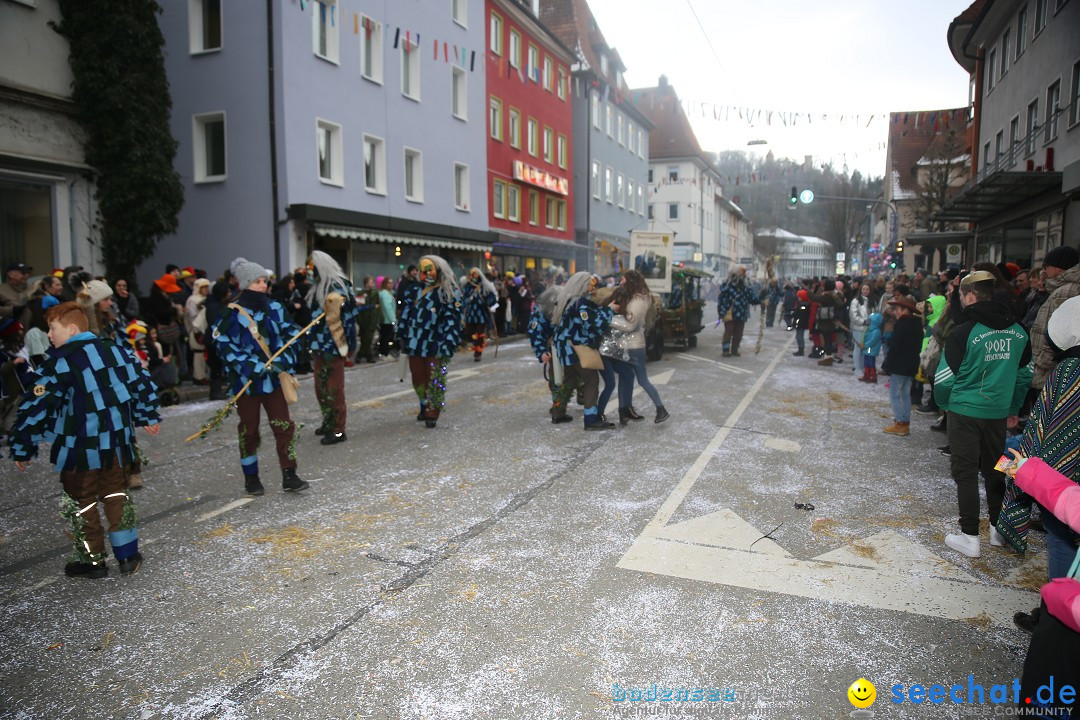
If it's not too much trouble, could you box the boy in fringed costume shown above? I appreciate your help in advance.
[397,255,463,428]
[305,251,358,445]
[8,302,160,578]
[461,268,499,362]
[528,284,576,424]
[552,272,614,431]
[213,258,309,497]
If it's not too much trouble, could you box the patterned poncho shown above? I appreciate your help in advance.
[1022,357,1080,480]
[553,298,612,366]
[8,332,159,471]
[213,290,299,396]
[461,283,498,325]
[397,283,463,358]
[307,279,359,360]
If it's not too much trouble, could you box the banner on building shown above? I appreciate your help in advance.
[631,231,673,294]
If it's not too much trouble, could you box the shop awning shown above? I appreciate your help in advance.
[313,224,491,253]
[935,171,1063,222]
[592,234,630,253]
[493,230,583,260]
[906,230,974,249]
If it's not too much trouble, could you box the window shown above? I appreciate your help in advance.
[507,184,520,222]
[312,0,339,63]
[527,118,537,156]
[556,134,566,169]
[617,113,624,145]
[454,163,470,211]
[639,129,645,158]
[1034,0,1047,34]
[508,108,520,148]
[189,0,222,54]
[545,197,556,228]
[509,29,521,68]
[627,179,635,211]
[668,202,678,220]
[1000,29,1010,76]
[528,45,539,82]
[528,190,539,225]
[995,130,1004,165]
[452,66,467,119]
[543,56,552,91]
[668,165,679,182]
[363,134,386,194]
[557,68,566,100]
[637,185,644,215]
[617,173,624,208]
[591,94,600,128]
[193,112,226,182]
[316,118,342,186]
[490,97,503,141]
[628,121,635,153]
[1070,60,1080,126]
[543,127,553,163]
[648,168,654,183]
[983,141,991,167]
[1026,99,1039,155]
[591,160,600,199]
[404,148,423,202]
[452,0,467,27]
[556,199,566,231]
[1016,7,1028,58]
[600,53,608,77]
[986,48,997,93]
[360,15,383,82]
[492,179,506,219]
[1009,115,1020,159]
[490,12,503,55]
[1045,81,1060,142]
[606,105,613,137]
[605,167,613,203]
[648,204,655,220]
[401,43,421,101]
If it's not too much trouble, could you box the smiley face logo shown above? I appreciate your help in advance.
[847,678,876,709]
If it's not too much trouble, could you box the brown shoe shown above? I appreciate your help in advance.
[127,473,143,489]
[883,421,910,436]
[817,356,834,366]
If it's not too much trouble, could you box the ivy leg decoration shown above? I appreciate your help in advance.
[59,493,97,564]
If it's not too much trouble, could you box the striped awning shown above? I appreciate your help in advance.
[313,224,492,254]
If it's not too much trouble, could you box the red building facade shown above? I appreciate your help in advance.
[485,0,577,273]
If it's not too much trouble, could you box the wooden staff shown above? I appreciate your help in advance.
[185,314,325,443]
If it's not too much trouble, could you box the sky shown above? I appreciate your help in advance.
[585,0,975,179]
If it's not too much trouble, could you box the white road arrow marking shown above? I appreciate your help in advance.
[196,498,254,522]
[618,337,1037,628]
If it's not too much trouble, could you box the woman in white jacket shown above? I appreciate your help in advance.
[609,270,669,424]
[849,282,871,375]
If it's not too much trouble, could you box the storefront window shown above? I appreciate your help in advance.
[0,177,54,273]
[1032,209,1064,267]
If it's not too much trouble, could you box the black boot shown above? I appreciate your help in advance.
[244,475,265,497]
[314,425,328,436]
[551,414,573,424]
[654,406,670,424]
[618,408,632,426]
[282,468,309,492]
[625,406,645,421]
[320,431,346,445]
[64,559,108,579]
[118,552,144,576]
[930,414,947,432]
[425,419,438,429]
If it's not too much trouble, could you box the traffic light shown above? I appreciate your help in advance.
[789,186,798,207]
[895,240,904,254]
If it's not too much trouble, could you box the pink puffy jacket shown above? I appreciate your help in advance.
[1014,457,1080,633]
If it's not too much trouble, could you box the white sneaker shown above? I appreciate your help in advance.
[945,532,980,558]
[989,527,1006,547]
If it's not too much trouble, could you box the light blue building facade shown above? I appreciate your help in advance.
[147,0,493,286]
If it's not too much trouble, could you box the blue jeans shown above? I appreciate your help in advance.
[889,374,912,422]
[1042,509,1080,580]
[795,328,805,353]
[627,348,663,409]
[598,357,633,415]
[851,325,866,370]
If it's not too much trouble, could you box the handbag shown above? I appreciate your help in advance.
[572,343,605,370]
[598,328,630,362]
[156,322,181,345]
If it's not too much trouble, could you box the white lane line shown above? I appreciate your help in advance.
[6,576,59,600]
[196,498,254,522]
[676,354,755,374]
[351,367,483,408]
[643,337,792,535]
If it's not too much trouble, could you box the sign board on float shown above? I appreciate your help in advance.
[631,231,674,294]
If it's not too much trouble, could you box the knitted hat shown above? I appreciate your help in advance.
[125,319,148,347]
[193,277,211,293]
[1047,296,1080,352]
[796,289,809,301]
[0,317,21,338]
[230,257,269,290]
[83,279,113,305]
[153,273,182,294]
[1044,245,1079,271]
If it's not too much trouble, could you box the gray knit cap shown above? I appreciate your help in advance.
[230,257,269,290]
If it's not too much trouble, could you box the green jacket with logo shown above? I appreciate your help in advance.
[933,300,1032,419]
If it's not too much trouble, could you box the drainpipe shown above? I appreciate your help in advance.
[585,84,592,272]
[267,0,282,277]
[971,48,983,180]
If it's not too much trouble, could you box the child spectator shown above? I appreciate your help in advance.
[858,313,883,384]
[8,302,160,578]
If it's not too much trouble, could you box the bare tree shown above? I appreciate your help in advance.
[913,130,968,232]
